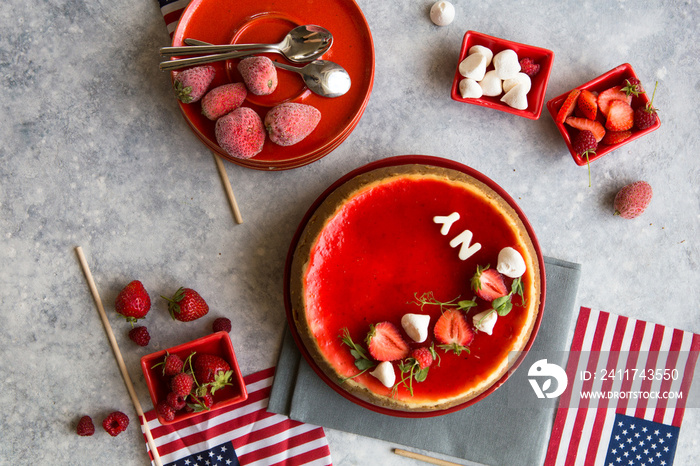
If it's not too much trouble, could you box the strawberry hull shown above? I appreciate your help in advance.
[546,63,661,167]
[141,331,247,425]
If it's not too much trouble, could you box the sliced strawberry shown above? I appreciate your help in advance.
[601,130,632,145]
[597,86,632,117]
[366,322,409,361]
[565,116,606,142]
[434,309,473,355]
[576,89,598,120]
[605,100,634,131]
[555,89,581,124]
[470,265,508,301]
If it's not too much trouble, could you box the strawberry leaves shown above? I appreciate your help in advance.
[339,327,376,381]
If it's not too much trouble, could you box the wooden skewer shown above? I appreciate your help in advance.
[213,151,243,224]
[75,246,164,466]
[394,448,464,466]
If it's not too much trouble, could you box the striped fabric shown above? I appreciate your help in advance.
[157,0,191,36]
[141,367,333,465]
[544,307,700,465]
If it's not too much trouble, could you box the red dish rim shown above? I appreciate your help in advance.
[283,155,547,417]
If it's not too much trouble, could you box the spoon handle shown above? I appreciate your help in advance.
[159,49,269,71]
[270,61,301,73]
[160,44,277,57]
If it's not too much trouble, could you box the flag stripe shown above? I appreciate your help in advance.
[672,333,700,427]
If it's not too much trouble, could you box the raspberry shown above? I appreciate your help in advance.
[201,394,214,408]
[166,392,187,411]
[572,130,597,156]
[519,57,540,77]
[410,347,434,370]
[162,353,184,377]
[128,326,150,346]
[212,317,232,333]
[634,105,658,130]
[102,411,129,437]
[157,401,176,422]
[170,372,194,397]
[76,415,95,436]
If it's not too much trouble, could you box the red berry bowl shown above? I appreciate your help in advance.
[141,331,247,425]
[546,63,661,166]
[450,31,554,120]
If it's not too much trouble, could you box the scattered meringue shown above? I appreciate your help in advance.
[500,86,528,110]
[496,247,526,278]
[502,72,532,94]
[370,361,396,388]
[401,313,431,343]
[479,70,502,97]
[430,1,455,26]
[458,53,487,81]
[459,78,483,98]
[493,49,521,80]
[473,310,498,335]
[468,45,493,67]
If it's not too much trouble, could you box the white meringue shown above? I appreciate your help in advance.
[500,86,528,110]
[401,313,431,343]
[430,1,455,26]
[473,310,498,335]
[496,246,527,278]
[458,53,487,81]
[493,49,521,80]
[479,70,502,96]
[468,45,493,67]
[502,72,532,94]
[370,361,396,388]
[459,78,483,98]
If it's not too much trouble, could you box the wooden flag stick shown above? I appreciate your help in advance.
[213,151,243,224]
[75,246,163,466]
[394,448,463,466]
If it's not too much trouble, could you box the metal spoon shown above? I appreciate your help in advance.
[159,25,333,63]
[273,60,351,98]
[160,49,269,71]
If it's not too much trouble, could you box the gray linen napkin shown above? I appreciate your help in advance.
[269,256,581,466]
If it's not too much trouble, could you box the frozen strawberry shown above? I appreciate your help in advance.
[576,89,598,120]
[173,65,215,103]
[264,103,321,146]
[238,56,278,95]
[201,83,247,120]
[470,265,508,301]
[605,100,634,131]
[601,130,632,145]
[102,411,129,437]
[365,322,409,362]
[434,309,473,355]
[614,181,652,219]
[555,89,580,124]
[215,107,265,159]
[115,280,151,324]
[597,85,632,116]
[76,416,95,436]
[565,116,606,142]
[519,57,540,77]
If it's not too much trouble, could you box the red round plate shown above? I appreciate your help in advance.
[283,155,547,417]
[172,0,375,170]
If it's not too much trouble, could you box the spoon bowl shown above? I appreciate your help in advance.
[274,60,351,98]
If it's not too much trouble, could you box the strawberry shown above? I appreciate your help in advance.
[170,372,194,397]
[102,411,129,437]
[621,77,644,97]
[173,65,215,103]
[470,265,508,301]
[576,89,598,120]
[605,100,634,131]
[157,401,176,422]
[115,280,151,324]
[201,83,247,120]
[212,317,232,333]
[519,57,540,77]
[237,56,278,95]
[215,107,265,160]
[365,322,409,362]
[128,325,150,346]
[434,309,473,355]
[572,130,597,187]
[163,287,209,322]
[634,81,659,130]
[193,353,233,394]
[264,103,321,146]
[614,181,652,219]
[76,416,95,436]
[597,85,632,117]
[565,116,606,142]
[601,130,632,145]
[555,89,581,124]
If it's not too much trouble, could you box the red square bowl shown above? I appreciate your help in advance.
[546,63,661,166]
[141,331,247,425]
[451,31,554,120]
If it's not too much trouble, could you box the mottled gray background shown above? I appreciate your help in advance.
[1,0,698,465]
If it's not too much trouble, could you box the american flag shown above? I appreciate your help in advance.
[140,367,333,466]
[545,307,700,465]
[158,0,191,36]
